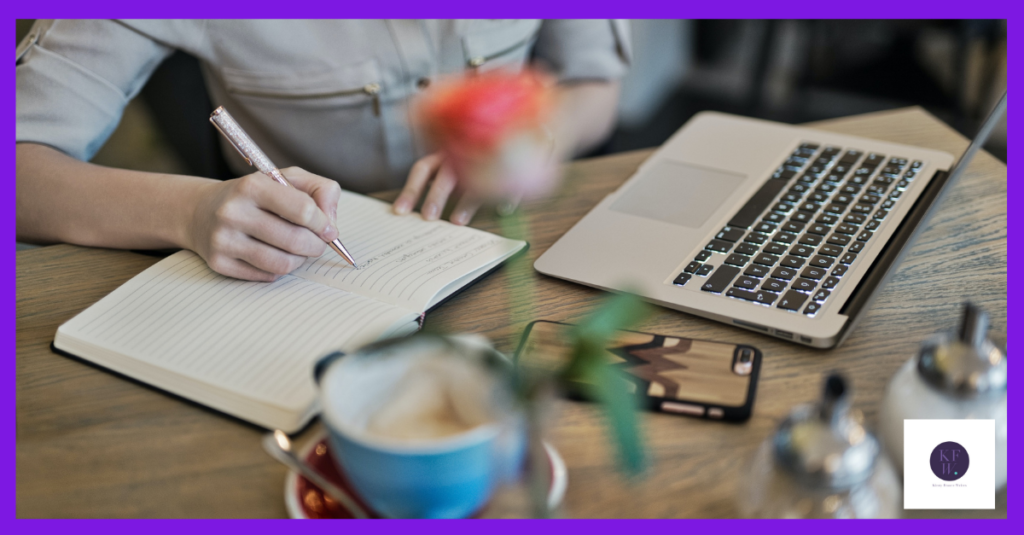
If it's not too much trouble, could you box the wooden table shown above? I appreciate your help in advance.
[17,108,1006,518]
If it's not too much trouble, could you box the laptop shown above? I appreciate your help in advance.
[535,94,1006,348]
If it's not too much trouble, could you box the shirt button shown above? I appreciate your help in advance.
[416,77,431,89]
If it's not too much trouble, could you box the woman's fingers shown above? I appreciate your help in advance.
[450,191,484,226]
[421,164,458,221]
[244,174,338,242]
[281,167,343,224]
[394,153,444,215]
[239,206,327,258]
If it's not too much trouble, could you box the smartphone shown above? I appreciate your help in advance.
[514,320,762,421]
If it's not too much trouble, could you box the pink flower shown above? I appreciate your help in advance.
[417,70,560,201]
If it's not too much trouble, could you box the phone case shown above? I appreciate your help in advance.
[514,320,762,421]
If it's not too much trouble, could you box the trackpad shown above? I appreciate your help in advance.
[610,161,746,228]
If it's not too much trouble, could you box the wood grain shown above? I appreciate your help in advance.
[16,108,1006,518]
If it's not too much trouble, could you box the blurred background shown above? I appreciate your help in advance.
[16,19,1007,192]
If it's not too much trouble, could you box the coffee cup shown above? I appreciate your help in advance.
[314,334,525,518]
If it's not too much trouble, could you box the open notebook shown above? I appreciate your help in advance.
[54,191,526,432]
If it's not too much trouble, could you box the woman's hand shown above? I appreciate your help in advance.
[187,167,342,282]
[392,153,484,226]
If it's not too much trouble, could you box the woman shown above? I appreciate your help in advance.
[16,19,629,281]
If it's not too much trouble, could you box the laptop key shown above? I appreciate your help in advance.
[754,253,780,266]
[725,254,749,267]
[673,273,692,286]
[850,204,872,214]
[873,210,889,221]
[696,264,715,276]
[771,266,798,280]
[744,232,769,245]
[848,242,864,253]
[753,222,777,234]
[896,179,910,189]
[763,242,788,255]
[763,212,786,224]
[755,291,779,305]
[803,302,822,315]
[790,244,814,257]
[684,261,702,273]
[777,290,809,311]
[761,278,788,292]
[701,265,741,293]
[728,178,790,228]
[860,194,881,205]
[833,193,855,205]
[695,250,712,262]
[831,265,849,277]
[835,224,858,235]
[733,276,760,290]
[812,289,830,302]
[782,192,802,204]
[773,232,796,244]
[816,182,837,193]
[800,266,828,280]
[840,253,857,265]
[735,243,760,256]
[816,213,840,225]
[799,234,823,246]
[706,240,732,253]
[780,256,805,269]
[809,255,834,268]
[782,221,805,233]
[806,224,829,235]
[792,278,817,292]
[865,153,886,166]
[910,160,923,169]
[726,288,760,302]
[889,189,902,199]
[839,150,862,163]
[790,212,812,224]
[821,276,840,289]
[772,202,794,213]
[864,220,879,231]
[716,226,746,242]
[824,203,847,215]
[819,245,844,257]
[791,183,810,193]
[744,264,770,278]
[809,192,830,204]
[904,170,917,180]
[826,233,851,246]
[857,231,873,242]
[845,213,867,225]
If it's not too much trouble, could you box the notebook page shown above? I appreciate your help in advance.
[292,191,525,312]
[57,250,417,413]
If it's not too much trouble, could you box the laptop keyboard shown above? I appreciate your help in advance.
[671,142,923,316]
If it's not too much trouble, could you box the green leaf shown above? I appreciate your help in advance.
[562,292,650,474]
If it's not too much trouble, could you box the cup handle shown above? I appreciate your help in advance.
[313,351,346,385]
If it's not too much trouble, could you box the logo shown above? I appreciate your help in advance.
[930,441,970,481]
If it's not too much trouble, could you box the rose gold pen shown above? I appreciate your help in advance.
[209,106,358,268]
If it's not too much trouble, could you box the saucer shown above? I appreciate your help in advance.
[284,430,568,519]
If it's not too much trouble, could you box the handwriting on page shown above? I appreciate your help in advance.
[66,252,414,409]
[292,192,512,309]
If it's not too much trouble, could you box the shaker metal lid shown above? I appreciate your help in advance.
[917,302,1007,397]
[774,374,879,489]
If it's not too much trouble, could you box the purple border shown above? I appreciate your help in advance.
[6,1,1016,531]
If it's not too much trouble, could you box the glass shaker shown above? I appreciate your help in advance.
[740,374,901,518]
[879,302,1007,489]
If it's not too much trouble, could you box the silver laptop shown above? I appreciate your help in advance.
[536,95,1006,348]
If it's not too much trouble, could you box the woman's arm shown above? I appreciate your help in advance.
[17,142,342,281]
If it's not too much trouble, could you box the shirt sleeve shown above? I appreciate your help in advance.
[532,19,632,82]
[16,20,175,161]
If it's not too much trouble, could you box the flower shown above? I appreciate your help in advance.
[416,69,559,201]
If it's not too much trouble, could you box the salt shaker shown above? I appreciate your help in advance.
[879,302,1007,489]
[740,374,901,518]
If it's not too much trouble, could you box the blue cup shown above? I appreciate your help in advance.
[315,335,525,519]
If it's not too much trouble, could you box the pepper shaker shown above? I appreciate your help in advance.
[879,302,1007,489]
[740,374,901,518]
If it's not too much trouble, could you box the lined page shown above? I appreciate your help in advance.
[293,191,525,312]
[58,251,416,412]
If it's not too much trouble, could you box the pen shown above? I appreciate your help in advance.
[209,106,358,268]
